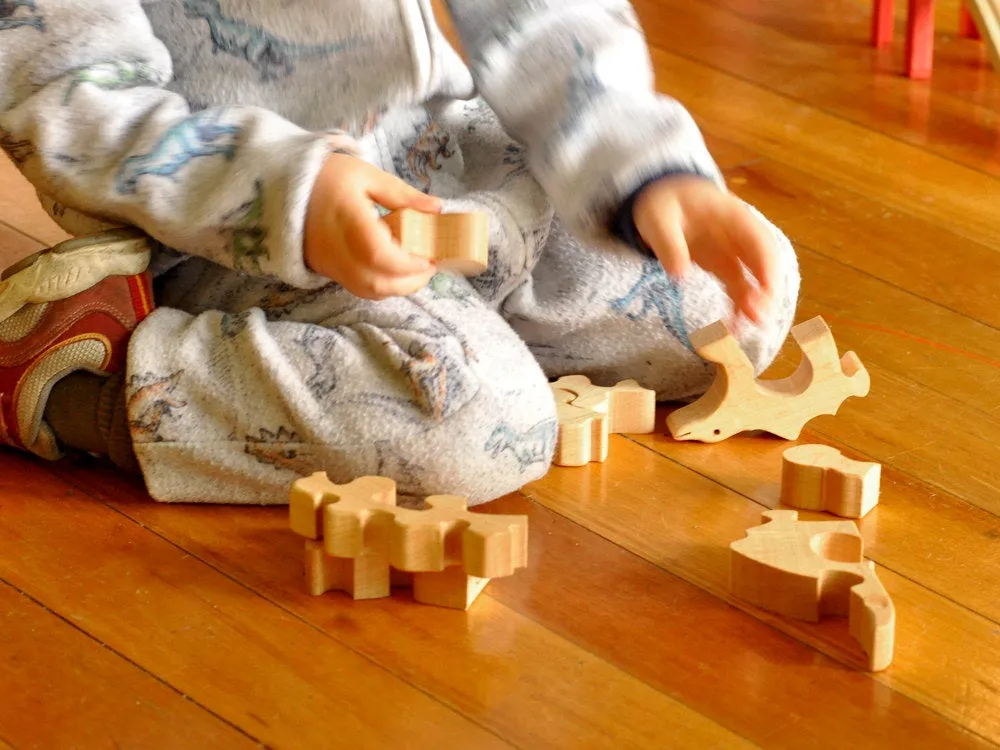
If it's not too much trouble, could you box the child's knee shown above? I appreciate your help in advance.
[426,367,557,505]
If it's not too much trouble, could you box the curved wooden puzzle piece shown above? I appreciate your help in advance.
[781,444,881,518]
[667,316,870,442]
[730,509,894,671]
[551,385,608,466]
[289,472,528,609]
[551,374,656,434]
[383,208,489,275]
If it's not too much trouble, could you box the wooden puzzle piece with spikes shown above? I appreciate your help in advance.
[383,208,489,276]
[289,473,528,610]
[730,509,894,671]
[781,444,881,518]
[667,316,870,442]
[550,375,655,466]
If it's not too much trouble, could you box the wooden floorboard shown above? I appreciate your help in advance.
[2,0,999,746]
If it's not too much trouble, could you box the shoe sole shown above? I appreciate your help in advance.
[0,228,152,323]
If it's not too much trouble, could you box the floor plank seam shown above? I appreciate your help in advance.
[664,1,1000,182]
[40,464,524,750]
[0,577,266,748]
[623,434,1000,625]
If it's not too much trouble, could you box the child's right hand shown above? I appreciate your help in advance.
[304,153,442,299]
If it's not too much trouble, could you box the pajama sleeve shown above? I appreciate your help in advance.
[0,0,341,288]
[442,0,724,246]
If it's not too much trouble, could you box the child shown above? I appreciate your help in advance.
[0,0,799,505]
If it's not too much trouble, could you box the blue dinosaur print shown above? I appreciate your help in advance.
[610,257,692,349]
[0,128,35,164]
[0,0,44,32]
[484,419,557,473]
[297,326,340,400]
[221,179,268,273]
[184,0,365,82]
[63,60,163,106]
[115,110,241,195]
[392,119,455,192]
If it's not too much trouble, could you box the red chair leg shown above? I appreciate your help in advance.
[960,2,982,39]
[905,0,935,78]
[872,0,896,47]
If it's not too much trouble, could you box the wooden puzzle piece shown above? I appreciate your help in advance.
[551,374,656,434]
[551,386,608,466]
[390,494,528,579]
[412,567,491,611]
[290,473,528,609]
[781,444,881,518]
[383,208,489,276]
[730,509,894,671]
[667,316,870,443]
[289,474,395,540]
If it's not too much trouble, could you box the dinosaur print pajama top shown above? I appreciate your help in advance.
[0,0,800,504]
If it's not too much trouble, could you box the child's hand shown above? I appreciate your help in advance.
[304,153,442,299]
[632,176,779,324]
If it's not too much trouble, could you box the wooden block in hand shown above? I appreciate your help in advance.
[383,208,489,275]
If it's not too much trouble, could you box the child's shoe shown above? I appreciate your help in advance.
[0,229,154,459]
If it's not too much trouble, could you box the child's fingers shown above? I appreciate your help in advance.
[727,203,779,297]
[636,201,692,278]
[367,170,442,213]
[345,210,434,277]
[358,267,437,300]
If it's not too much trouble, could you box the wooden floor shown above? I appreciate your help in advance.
[2,0,1000,747]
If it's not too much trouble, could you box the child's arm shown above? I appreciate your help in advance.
[442,0,778,321]
[0,0,393,290]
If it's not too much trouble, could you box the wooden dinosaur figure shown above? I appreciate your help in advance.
[551,385,608,466]
[667,316,870,442]
[383,208,489,276]
[289,472,529,609]
[551,374,656,434]
[781,444,881,519]
[730,509,895,671]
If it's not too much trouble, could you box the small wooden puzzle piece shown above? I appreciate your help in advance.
[551,374,656,434]
[412,567,491,610]
[781,444,881,518]
[290,473,528,609]
[730,509,894,671]
[667,316,870,443]
[551,386,608,466]
[383,208,489,275]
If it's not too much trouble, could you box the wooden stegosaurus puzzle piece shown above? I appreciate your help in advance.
[667,316,870,442]
[730,509,894,671]
[549,375,656,466]
[290,472,527,610]
[781,444,881,518]
[383,208,489,276]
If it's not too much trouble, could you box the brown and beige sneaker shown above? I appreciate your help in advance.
[0,228,154,459]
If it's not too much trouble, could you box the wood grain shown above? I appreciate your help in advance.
[0,581,255,750]
[43,458,755,750]
[519,439,1000,744]
[0,458,515,750]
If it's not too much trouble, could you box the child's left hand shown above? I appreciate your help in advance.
[632,175,780,324]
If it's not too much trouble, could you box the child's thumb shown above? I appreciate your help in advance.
[369,171,442,213]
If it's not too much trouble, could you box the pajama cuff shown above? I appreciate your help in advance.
[610,169,715,255]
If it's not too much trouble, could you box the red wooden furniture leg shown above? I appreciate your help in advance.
[905,0,935,78]
[960,2,982,39]
[872,0,896,46]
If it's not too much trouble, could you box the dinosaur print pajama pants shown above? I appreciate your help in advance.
[125,102,800,507]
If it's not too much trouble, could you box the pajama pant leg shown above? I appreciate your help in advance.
[501,208,801,400]
[125,258,557,506]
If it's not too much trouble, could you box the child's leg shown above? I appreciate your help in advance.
[123,257,556,506]
[502,205,801,400]
[1,241,557,506]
